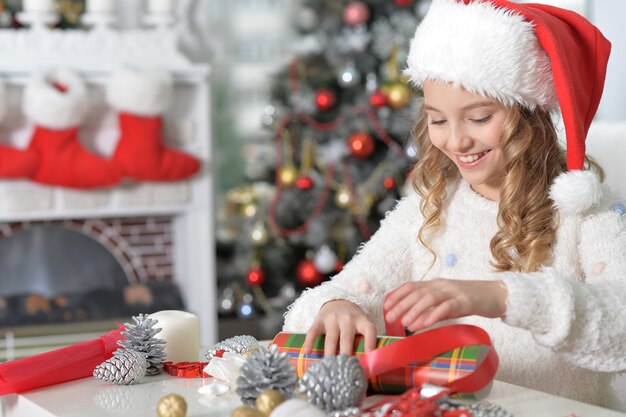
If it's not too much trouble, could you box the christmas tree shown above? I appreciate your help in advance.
[217,0,429,331]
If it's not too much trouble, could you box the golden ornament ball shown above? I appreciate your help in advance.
[255,389,286,416]
[382,82,412,109]
[231,405,263,417]
[241,202,258,218]
[277,166,298,187]
[157,393,187,417]
[334,187,352,209]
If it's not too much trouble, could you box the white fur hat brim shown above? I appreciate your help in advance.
[404,0,557,110]
[549,170,603,215]
[23,68,88,129]
[0,78,6,124]
[106,67,172,116]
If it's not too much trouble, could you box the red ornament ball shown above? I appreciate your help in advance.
[335,260,345,273]
[315,89,336,111]
[246,268,265,287]
[343,1,370,26]
[348,132,375,159]
[383,177,396,190]
[295,175,314,190]
[296,260,324,287]
[369,90,388,108]
[394,0,413,7]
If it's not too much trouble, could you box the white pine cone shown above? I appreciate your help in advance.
[93,349,148,385]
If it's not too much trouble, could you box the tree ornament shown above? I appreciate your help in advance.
[298,354,367,412]
[296,259,324,287]
[277,165,298,187]
[335,261,345,272]
[118,314,166,376]
[157,393,187,417]
[369,90,388,108]
[93,349,147,385]
[236,345,297,406]
[237,301,256,319]
[314,89,336,111]
[337,64,361,88]
[218,288,236,316]
[293,6,318,32]
[348,132,375,159]
[334,186,352,209]
[313,245,338,274]
[295,175,314,190]
[415,0,433,19]
[394,0,413,6]
[256,389,285,416]
[250,221,269,246]
[381,81,412,109]
[205,335,260,360]
[231,405,263,417]
[383,177,396,190]
[241,202,258,218]
[343,1,369,27]
[246,267,266,287]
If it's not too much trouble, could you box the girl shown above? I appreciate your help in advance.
[283,0,626,410]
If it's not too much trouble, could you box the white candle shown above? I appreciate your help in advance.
[149,310,199,362]
[148,0,175,14]
[87,0,116,13]
[23,0,55,12]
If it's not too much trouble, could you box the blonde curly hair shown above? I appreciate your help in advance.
[409,104,603,273]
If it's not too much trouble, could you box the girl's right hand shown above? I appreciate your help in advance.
[302,299,377,356]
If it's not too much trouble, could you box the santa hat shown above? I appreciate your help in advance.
[405,0,611,214]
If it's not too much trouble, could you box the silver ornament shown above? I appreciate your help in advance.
[337,64,361,88]
[93,349,147,385]
[205,335,260,361]
[298,354,367,412]
[415,0,432,19]
[236,345,297,406]
[294,6,318,32]
[313,245,338,274]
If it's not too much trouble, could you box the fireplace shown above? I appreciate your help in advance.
[0,17,217,357]
[0,217,184,327]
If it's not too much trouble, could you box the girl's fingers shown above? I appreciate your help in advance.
[419,300,456,328]
[359,321,377,353]
[338,322,356,355]
[303,321,324,355]
[323,325,340,357]
[400,293,440,327]
[386,290,424,323]
[383,284,414,310]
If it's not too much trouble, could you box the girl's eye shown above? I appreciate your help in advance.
[429,119,446,126]
[471,115,493,124]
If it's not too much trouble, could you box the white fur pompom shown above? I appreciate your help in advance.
[106,67,172,116]
[549,170,603,215]
[0,78,7,124]
[23,68,88,129]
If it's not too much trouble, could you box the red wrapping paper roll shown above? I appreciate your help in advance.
[0,325,125,395]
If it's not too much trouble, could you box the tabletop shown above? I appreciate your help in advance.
[1,373,625,417]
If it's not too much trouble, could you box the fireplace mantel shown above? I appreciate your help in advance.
[0,20,217,347]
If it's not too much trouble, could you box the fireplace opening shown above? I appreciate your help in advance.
[0,217,184,327]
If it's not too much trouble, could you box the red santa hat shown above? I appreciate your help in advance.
[405,0,611,214]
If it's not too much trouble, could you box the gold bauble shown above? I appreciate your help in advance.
[382,82,412,109]
[255,389,285,416]
[157,393,187,417]
[241,203,258,218]
[231,405,263,417]
[334,187,352,209]
[277,166,298,187]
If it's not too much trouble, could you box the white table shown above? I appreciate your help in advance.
[1,374,625,417]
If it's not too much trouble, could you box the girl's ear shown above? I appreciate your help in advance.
[549,170,603,215]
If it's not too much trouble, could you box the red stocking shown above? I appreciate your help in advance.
[107,68,201,182]
[23,69,121,188]
[0,145,39,179]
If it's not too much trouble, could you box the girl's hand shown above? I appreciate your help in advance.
[303,299,377,357]
[383,279,508,332]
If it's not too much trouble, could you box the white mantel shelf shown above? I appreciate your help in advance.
[1,374,624,417]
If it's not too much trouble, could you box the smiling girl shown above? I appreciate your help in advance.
[283,0,626,410]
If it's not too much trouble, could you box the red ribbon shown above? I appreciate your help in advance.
[163,361,209,378]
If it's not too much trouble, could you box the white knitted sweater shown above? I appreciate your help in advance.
[283,179,626,410]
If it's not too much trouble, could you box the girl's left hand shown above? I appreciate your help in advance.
[383,279,508,332]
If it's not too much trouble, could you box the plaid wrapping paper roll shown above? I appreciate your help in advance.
[272,331,490,398]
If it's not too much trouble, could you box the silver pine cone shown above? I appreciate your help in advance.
[235,344,297,405]
[93,349,148,385]
[205,335,259,360]
[298,354,367,412]
[118,314,166,375]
